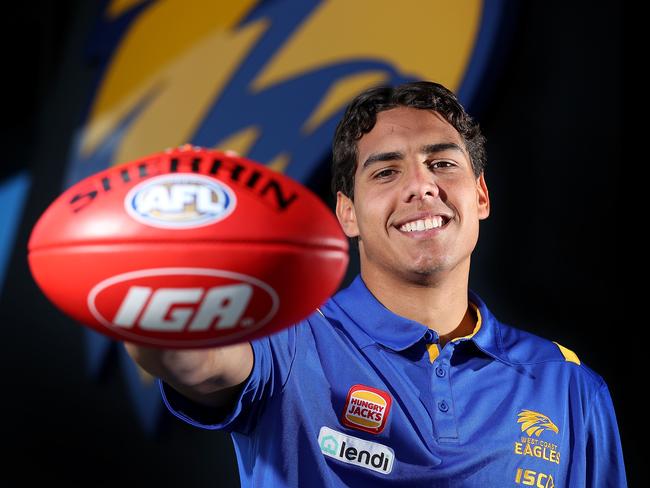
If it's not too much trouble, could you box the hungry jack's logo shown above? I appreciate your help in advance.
[341,384,392,434]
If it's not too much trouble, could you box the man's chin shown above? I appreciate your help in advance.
[401,262,448,285]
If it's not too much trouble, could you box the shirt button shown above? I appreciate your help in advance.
[438,400,449,413]
[435,367,446,378]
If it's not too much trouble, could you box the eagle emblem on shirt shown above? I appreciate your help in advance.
[517,409,559,437]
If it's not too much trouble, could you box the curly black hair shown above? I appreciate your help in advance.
[331,81,486,201]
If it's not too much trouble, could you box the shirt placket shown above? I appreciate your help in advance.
[424,330,460,443]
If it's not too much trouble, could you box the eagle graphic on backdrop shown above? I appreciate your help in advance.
[63,0,512,432]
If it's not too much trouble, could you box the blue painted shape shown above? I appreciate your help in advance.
[458,0,516,112]
[118,343,165,433]
[0,171,31,296]
[63,87,159,382]
[192,0,413,183]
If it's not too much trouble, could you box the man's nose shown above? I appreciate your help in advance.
[402,160,439,202]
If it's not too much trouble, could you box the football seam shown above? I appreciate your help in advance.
[28,238,349,253]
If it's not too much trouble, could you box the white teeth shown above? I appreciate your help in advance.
[398,216,445,232]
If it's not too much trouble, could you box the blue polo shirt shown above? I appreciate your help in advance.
[160,275,627,487]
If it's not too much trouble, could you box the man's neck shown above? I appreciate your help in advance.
[360,261,475,346]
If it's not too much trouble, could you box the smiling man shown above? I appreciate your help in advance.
[126,81,627,487]
[335,103,489,349]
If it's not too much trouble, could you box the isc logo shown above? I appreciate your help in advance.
[87,268,279,347]
[125,173,236,228]
[515,468,555,487]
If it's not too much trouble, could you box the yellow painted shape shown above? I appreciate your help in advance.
[253,0,481,95]
[106,0,147,20]
[553,342,581,365]
[85,0,483,168]
[215,126,260,156]
[302,71,389,134]
[267,152,291,173]
[82,0,264,163]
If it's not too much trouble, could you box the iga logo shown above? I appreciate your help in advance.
[125,173,236,228]
[87,268,279,347]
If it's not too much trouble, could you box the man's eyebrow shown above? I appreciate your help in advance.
[419,142,466,156]
[362,151,404,170]
[362,142,466,171]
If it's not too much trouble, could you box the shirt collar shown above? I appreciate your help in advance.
[330,274,515,367]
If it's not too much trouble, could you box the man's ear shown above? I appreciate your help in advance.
[476,172,490,220]
[336,191,360,238]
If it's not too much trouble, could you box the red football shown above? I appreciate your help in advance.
[28,146,349,348]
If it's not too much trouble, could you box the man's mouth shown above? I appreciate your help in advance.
[397,215,449,232]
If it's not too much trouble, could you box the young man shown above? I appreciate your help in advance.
[126,82,627,487]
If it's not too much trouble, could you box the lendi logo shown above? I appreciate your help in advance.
[318,426,394,475]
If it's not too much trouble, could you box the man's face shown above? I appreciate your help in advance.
[336,106,490,284]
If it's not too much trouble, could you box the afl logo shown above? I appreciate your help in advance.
[125,173,236,228]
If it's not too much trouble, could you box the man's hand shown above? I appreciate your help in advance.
[124,341,253,408]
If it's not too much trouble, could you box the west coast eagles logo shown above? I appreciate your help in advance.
[517,409,559,437]
[514,409,561,466]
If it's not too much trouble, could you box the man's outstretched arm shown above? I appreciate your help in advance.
[124,342,254,409]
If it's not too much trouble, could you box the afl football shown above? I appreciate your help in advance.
[27,146,348,348]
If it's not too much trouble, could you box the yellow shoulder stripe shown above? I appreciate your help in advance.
[553,341,581,365]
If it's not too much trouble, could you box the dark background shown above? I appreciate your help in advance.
[1,1,632,486]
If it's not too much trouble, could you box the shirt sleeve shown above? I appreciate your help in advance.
[585,381,628,487]
[159,323,299,435]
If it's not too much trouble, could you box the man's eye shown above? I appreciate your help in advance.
[429,160,454,169]
[374,169,396,179]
